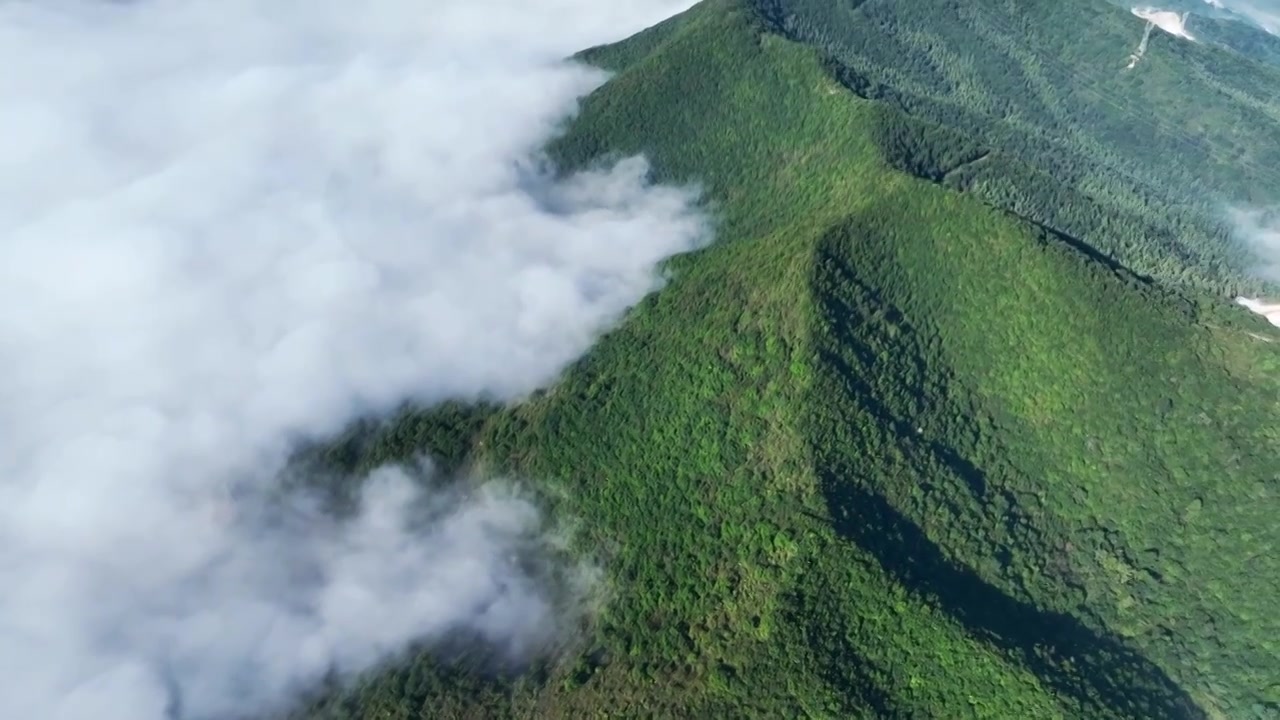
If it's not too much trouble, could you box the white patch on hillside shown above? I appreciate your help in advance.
[1236,297,1280,327]
[1127,20,1157,68]
[1133,7,1197,40]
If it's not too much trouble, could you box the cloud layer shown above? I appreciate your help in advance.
[0,1,701,718]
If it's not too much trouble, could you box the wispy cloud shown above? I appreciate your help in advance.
[0,1,701,718]
[1229,206,1280,280]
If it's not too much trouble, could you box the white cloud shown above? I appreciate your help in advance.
[0,0,702,718]
[1232,206,1280,325]
[1231,206,1280,277]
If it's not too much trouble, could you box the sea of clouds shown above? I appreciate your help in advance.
[0,0,701,718]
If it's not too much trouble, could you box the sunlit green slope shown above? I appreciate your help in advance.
[296,1,1280,718]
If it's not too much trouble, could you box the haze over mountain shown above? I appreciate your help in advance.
[1193,0,1280,32]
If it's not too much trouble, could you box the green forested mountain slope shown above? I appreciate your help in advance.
[292,1,1280,718]
[1185,13,1280,67]
[761,0,1280,296]
[1120,0,1280,55]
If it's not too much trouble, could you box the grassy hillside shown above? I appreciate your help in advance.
[291,1,1280,718]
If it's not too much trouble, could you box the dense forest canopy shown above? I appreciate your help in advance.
[759,0,1280,297]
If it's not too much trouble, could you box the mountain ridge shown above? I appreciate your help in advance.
[290,1,1280,717]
